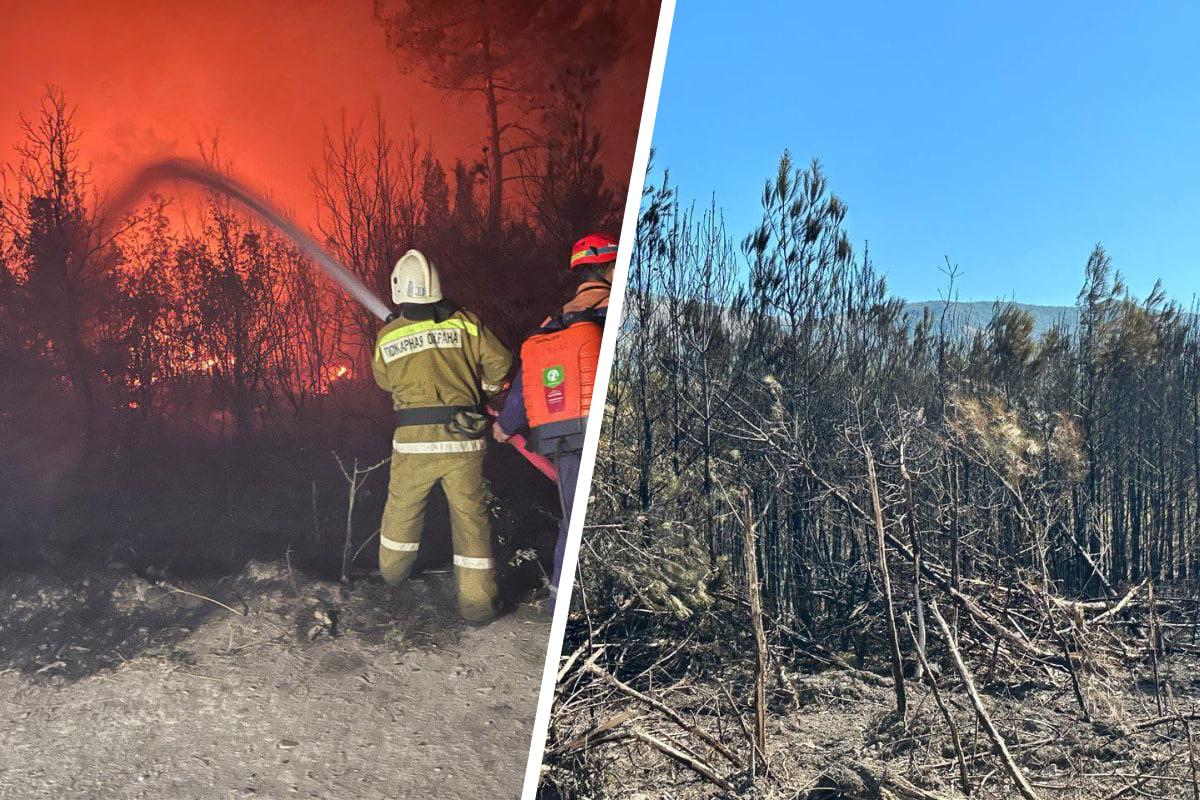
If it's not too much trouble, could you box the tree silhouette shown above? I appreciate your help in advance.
[373,0,623,233]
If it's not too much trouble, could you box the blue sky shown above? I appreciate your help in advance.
[651,1,1200,306]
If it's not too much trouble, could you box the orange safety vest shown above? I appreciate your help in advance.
[520,308,604,456]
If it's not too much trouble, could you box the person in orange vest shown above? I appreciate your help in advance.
[494,233,617,609]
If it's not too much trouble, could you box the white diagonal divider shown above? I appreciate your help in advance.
[520,1,679,796]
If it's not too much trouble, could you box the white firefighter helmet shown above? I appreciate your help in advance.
[391,249,443,305]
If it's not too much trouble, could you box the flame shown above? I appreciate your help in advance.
[323,364,352,386]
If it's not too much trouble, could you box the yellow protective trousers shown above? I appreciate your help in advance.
[378,445,499,623]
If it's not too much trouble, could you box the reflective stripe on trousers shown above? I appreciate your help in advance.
[380,541,491,569]
[380,538,419,552]
[453,555,493,569]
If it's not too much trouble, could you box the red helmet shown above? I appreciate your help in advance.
[569,233,618,270]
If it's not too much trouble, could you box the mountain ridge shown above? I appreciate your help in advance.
[901,300,1078,337]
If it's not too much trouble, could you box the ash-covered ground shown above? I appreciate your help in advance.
[546,650,1200,799]
[0,560,550,799]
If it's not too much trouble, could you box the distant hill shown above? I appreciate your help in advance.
[902,301,1078,338]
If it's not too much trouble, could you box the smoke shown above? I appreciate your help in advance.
[103,158,393,322]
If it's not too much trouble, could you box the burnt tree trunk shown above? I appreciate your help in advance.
[742,489,769,769]
[866,446,907,719]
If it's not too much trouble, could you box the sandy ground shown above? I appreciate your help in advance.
[0,561,550,800]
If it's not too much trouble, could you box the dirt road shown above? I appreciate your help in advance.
[0,562,549,799]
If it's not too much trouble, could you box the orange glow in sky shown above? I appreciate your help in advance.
[0,0,653,229]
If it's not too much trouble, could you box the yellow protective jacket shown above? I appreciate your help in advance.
[372,302,512,452]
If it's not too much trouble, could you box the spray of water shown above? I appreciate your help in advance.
[104,157,393,322]
[103,158,557,481]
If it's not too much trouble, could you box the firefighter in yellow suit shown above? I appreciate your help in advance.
[371,249,513,624]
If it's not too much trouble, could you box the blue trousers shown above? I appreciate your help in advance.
[552,451,581,590]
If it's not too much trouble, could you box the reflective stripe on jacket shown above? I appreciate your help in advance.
[372,307,512,446]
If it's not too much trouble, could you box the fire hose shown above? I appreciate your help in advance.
[484,405,556,481]
[104,158,557,481]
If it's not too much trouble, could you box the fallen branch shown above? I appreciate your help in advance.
[160,582,245,617]
[1093,581,1147,624]
[905,613,969,796]
[587,663,742,769]
[930,602,1041,800]
[1132,711,1200,733]
[627,726,735,794]
[557,598,634,682]
[549,708,637,755]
